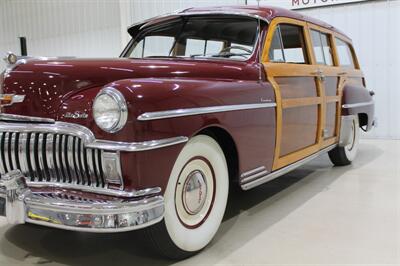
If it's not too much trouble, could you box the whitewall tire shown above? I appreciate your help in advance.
[329,116,360,166]
[146,135,229,259]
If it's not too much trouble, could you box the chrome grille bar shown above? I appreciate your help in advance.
[0,131,107,188]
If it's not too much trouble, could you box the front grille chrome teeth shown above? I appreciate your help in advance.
[0,132,105,188]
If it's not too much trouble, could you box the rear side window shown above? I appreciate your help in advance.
[268,24,309,64]
[310,30,334,66]
[335,38,355,68]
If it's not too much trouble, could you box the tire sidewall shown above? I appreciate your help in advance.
[344,116,360,162]
[163,135,229,252]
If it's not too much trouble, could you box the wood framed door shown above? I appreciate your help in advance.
[262,18,326,171]
[307,24,346,149]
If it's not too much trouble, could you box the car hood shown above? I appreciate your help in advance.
[1,57,259,119]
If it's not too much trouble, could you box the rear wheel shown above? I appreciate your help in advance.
[329,116,360,166]
[146,135,229,259]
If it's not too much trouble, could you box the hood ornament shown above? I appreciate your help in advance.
[3,52,18,66]
[0,94,26,107]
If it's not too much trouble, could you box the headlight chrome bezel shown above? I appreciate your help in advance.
[93,87,128,133]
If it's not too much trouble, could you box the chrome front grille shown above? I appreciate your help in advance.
[0,132,105,187]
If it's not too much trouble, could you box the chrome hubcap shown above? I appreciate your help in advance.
[182,170,207,215]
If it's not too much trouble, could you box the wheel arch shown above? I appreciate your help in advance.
[196,126,239,187]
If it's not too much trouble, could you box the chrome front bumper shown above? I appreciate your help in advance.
[0,170,164,232]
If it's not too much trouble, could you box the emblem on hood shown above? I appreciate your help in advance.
[64,111,89,119]
[0,94,25,107]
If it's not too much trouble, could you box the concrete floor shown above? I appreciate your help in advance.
[0,139,399,265]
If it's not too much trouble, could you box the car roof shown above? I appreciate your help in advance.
[128,5,349,39]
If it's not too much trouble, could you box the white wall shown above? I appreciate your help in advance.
[0,0,122,70]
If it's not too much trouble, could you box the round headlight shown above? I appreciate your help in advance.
[93,87,128,133]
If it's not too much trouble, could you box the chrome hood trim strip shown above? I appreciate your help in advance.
[137,103,277,121]
[0,113,55,123]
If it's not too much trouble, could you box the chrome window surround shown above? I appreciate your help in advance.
[342,101,374,109]
[137,102,277,121]
[93,87,128,133]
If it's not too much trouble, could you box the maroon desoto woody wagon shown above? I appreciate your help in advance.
[0,5,375,259]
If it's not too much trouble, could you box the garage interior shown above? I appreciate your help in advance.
[0,0,399,265]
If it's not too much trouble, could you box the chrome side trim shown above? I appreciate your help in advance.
[240,166,270,184]
[138,103,277,121]
[87,137,188,152]
[0,113,55,123]
[241,144,337,190]
[241,166,267,178]
[342,101,374,109]
[0,121,187,152]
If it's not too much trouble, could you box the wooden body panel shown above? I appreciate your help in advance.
[262,17,369,171]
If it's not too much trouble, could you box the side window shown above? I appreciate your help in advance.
[280,24,308,64]
[268,28,285,62]
[320,33,334,66]
[310,30,334,66]
[268,24,309,64]
[335,38,355,68]
[132,36,175,58]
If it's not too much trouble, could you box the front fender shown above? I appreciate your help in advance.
[58,78,277,192]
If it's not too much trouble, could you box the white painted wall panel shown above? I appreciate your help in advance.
[0,0,122,70]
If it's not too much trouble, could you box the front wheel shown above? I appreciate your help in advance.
[145,135,229,259]
[329,116,360,166]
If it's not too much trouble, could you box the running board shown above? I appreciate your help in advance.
[240,144,337,190]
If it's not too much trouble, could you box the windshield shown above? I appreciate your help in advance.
[124,16,259,60]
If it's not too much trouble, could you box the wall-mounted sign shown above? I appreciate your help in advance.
[248,0,369,10]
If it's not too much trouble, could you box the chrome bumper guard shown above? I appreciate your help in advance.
[0,170,164,232]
